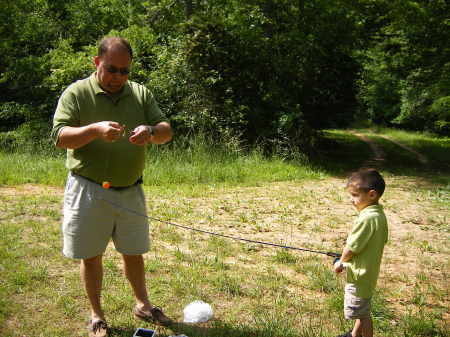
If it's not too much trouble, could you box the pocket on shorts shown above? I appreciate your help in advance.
[349,296,364,307]
[137,185,147,212]
[64,174,78,209]
[63,175,93,211]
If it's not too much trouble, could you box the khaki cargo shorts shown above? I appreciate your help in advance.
[62,173,149,259]
[344,284,372,319]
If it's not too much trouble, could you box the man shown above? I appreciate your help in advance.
[52,37,173,337]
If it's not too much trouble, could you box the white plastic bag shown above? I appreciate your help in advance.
[183,300,213,323]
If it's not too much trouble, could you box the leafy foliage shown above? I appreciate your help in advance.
[1,0,448,154]
[357,0,450,135]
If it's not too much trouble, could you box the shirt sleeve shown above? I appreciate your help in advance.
[345,217,374,254]
[142,86,168,126]
[51,88,80,145]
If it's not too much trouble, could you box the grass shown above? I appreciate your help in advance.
[0,128,449,336]
[372,127,450,167]
[316,128,450,184]
[0,135,324,188]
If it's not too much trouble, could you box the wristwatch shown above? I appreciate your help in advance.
[147,125,154,137]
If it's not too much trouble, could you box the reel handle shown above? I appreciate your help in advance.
[326,252,341,258]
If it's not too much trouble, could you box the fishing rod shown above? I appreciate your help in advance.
[99,196,341,259]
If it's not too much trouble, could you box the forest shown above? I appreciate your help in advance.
[1,0,449,154]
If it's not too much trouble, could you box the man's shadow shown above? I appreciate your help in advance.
[108,320,260,337]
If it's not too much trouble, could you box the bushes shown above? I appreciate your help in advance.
[429,96,450,135]
[1,0,367,156]
[0,102,31,132]
[357,0,450,136]
[3,0,448,156]
[0,119,54,153]
[45,39,96,94]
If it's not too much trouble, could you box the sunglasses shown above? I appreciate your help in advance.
[105,65,130,75]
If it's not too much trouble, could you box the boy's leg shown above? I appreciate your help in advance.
[352,317,373,337]
[343,284,372,337]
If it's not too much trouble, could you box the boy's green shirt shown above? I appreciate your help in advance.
[52,73,168,187]
[344,204,388,298]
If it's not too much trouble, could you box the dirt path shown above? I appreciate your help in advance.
[351,131,386,168]
[350,131,429,167]
[379,134,429,164]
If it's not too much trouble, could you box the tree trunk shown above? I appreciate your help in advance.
[185,0,193,19]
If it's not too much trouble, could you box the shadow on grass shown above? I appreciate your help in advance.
[108,319,327,337]
[107,321,257,337]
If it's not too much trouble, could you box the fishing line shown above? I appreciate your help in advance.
[99,196,341,258]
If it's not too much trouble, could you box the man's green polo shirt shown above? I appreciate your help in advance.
[52,73,168,187]
[345,204,388,298]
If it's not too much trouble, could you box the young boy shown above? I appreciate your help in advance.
[334,169,388,337]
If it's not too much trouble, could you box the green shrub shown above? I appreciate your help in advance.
[430,96,450,136]
[0,102,31,131]
[44,39,96,94]
[0,119,54,154]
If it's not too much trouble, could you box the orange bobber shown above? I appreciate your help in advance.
[102,181,111,189]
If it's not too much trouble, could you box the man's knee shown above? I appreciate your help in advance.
[82,254,103,267]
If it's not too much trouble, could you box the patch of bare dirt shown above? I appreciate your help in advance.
[0,184,63,196]
[351,131,386,168]
[350,130,429,167]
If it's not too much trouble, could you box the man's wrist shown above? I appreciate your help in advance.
[146,125,154,142]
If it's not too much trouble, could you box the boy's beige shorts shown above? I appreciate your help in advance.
[62,173,149,259]
[344,284,372,319]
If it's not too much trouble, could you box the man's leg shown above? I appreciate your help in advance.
[123,254,172,326]
[122,254,152,310]
[81,255,105,321]
[352,317,373,337]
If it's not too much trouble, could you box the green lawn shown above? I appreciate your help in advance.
[0,128,448,337]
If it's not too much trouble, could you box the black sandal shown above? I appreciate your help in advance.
[87,318,108,337]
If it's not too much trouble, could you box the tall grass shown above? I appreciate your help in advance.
[0,134,324,187]
[145,135,323,186]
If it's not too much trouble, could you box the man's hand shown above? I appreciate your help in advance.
[128,122,172,146]
[129,125,153,146]
[96,121,125,143]
[57,121,124,149]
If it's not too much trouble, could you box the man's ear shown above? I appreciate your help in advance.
[94,56,100,67]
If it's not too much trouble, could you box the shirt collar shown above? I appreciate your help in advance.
[90,72,131,98]
[360,204,383,215]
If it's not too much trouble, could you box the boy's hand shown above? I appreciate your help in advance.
[334,259,344,274]
[334,247,353,274]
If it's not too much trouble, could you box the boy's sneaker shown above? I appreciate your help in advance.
[336,331,352,337]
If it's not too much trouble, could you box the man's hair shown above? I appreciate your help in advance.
[347,169,385,197]
[98,37,133,59]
